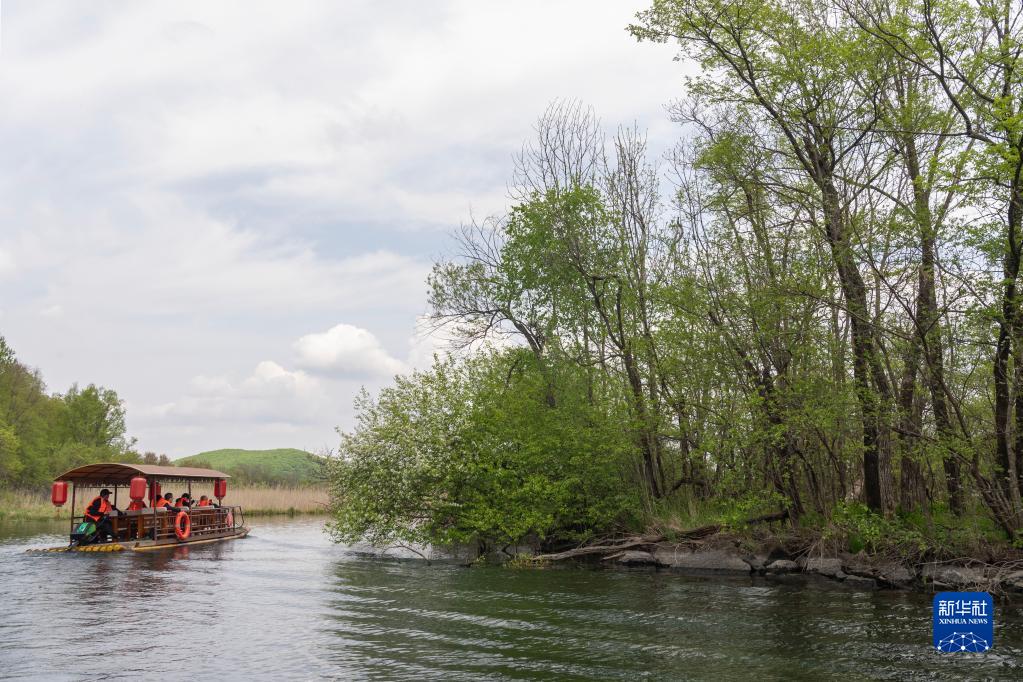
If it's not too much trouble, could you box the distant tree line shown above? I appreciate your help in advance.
[330,0,1023,552]
[183,457,317,486]
[0,336,162,488]
[143,451,173,466]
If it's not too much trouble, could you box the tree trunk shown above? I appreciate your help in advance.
[623,347,662,499]
[996,184,1023,519]
[904,137,963,514]
[1010,185,1023,507]
[820,176,895,513]
[896,334,927,512]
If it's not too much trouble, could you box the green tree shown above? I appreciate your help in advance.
[0,336,139,486]
[0,423,23,484]
[59,384,127,451]
[328,350,637,552]
[633,0,902,514]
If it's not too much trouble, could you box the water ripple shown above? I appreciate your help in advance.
[1,517,1021,680]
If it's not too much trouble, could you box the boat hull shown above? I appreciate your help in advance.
[28,526,250,553]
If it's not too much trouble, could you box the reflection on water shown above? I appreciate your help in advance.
[1,517,1022,680]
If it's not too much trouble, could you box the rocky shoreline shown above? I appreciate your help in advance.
[358,534,1023,595]
[604,543,1023,595]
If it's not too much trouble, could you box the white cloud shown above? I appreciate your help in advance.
[5,197,430,320]
[294,324,408,378]
[0,1,683,229]
[134,329,412,456]
[0,249,13,276]
[0,1,687,455]
[143,360,324,426]
[244,360,320,397]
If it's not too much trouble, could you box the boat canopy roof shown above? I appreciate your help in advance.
[56,462,230,485]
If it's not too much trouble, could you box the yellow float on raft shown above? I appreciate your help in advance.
[27,544,126,553]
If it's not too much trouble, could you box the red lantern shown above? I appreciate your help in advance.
[51,481,68,507]
[214,479,227,499]
[148,481,162,503]
[129,476,147,501]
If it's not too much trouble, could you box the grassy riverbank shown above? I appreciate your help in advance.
[647,495,1020,565]
[518,499,1023,594]
[0,486,328,521]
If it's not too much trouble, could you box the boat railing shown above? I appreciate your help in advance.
[70,505,245,543]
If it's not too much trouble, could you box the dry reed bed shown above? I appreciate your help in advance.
[0,486,328,520]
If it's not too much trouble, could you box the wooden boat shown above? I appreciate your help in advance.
[41,462,250,552]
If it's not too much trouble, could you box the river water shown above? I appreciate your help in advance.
[1,517,1021,680]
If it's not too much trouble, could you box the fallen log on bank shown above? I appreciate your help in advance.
[537,535,665,562]
[535,510,789,562]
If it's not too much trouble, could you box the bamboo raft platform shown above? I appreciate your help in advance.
[27,462,251,553]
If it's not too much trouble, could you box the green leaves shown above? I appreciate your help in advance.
[0,337,134,487]
[339,0,1023,550]
[60,384,127,451]
[0,424,23,484]
[328,350,638,551]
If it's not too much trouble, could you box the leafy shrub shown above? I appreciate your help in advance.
[327,349,640,551]
[832,502,928,556]
[719,490,788,528]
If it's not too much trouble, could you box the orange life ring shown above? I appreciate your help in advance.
[175,511,191,540]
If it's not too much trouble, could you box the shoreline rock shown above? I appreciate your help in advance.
[613,550,659,566]
[765,559,798,573]
[585,543,1023,595]
[799,556,844,579]
[359,538,1022,596]
[653,546,753,573]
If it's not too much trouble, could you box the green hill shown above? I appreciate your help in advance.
[176,448,326,486]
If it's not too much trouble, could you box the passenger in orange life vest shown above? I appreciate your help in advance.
[127,498,147,511]
[154,492,180,512]
[197,495,218,508]
[175,493,192,507]
[84,488,119,542]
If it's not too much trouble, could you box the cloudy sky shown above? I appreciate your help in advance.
[0,1,684,457]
